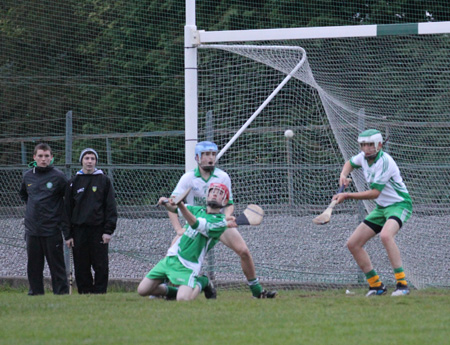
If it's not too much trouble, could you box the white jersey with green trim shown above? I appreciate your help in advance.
[350,150,411,207]
[171,166,233,206]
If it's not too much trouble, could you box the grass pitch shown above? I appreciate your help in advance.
[0,287,449,345]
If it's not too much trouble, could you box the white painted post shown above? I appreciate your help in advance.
[185,0,198,171]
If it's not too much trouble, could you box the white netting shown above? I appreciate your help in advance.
[196,37,450,289]
[2,35,449,292]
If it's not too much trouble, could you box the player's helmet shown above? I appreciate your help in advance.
[358,129,383,158]
[195,141,218,161]
[207,182,230,207]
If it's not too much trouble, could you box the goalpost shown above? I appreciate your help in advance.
[185,1,450,290]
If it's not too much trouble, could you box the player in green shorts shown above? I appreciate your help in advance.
[333,129,412,297]
[137,183,237,301]
[169,141,276,298]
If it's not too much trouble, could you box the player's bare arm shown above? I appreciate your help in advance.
[175,202,197,227]
[333,188,381,204]
[339,161,354,186]
[168,211,185,236]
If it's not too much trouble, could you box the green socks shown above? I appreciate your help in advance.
[196,275,209,291]
[248,278,263,297]
[166,285,178,299]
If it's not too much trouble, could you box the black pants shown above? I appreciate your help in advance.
[72,226,109,294]
[26,233,69,295]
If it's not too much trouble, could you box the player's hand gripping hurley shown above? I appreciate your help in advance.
[159,187,192,206]
[312,179,351,225]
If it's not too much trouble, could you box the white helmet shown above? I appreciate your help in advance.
[358,129,383,158]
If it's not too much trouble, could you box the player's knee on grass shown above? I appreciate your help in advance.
[137,278,159,297]
[137,282,153,296]
[137,283,148,296]
[176,285,198,301]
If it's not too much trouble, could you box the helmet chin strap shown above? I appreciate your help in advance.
[365,153,377,160]
[201,164,215,172]
[364,149,379,160]
[207,200,223,209]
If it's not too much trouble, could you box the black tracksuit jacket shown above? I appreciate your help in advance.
[64,169,117,239]
[19,166,68,236]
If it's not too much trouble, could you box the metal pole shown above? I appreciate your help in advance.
[106,138,114,182]
[21,142,27,166]
[384,126,390,152]
[205,110,216,280]
[286,137,294,206]
[356,107,366,221]
[205,110,213,142]
[356,108,366,283]
[64,110,73,277]
[65,110,73,179]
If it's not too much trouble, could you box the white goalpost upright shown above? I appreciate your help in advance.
[184,0,199,171]
[185,1,450,290]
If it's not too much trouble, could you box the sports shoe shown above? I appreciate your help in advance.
[204,280,217,299]
[391,283,410,296]
[256,290,277,299]
[365,283,387,297]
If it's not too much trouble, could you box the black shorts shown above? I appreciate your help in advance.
[363,216,402,234]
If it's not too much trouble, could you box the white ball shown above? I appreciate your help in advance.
[284,129,294,138]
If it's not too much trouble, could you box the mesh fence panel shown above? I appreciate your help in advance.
[1,1,450,291]
[196,38,450,289]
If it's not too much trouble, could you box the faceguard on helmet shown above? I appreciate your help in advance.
[207,182,230,208]
[195,141,218,171]
[358,129,383,159]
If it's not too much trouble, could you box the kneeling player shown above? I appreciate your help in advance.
[138,183,236,301]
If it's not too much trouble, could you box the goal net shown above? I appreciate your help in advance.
[195,36,450,290]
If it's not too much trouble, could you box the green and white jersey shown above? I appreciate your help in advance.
[171,166,233,207]
[167,205,228,275]
[350,150,412,207]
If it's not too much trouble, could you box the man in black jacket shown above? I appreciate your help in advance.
[19,143,69,295]
[64,148,117,294]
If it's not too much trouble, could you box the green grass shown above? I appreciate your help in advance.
[0,287,449,345]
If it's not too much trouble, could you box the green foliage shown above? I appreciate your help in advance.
[1,0,449,174]
[2,1,449,145]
